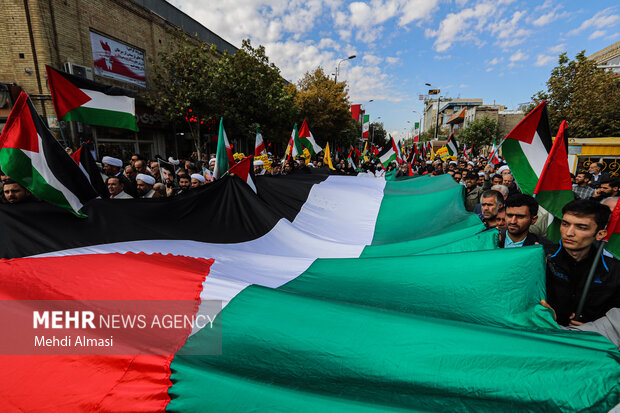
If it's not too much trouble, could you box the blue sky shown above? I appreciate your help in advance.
[169,0,619,140]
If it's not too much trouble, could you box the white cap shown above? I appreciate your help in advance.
[191,173,206,183]
[498,165,510,173]
[209,158,216,164]
[426,161,432,164]
[136,173,155,186]
[253,160,264,166]
[168,157,180,166]
[478,172,485,176]
[102,156,122,168]
[467,161,474,166]
[449,161,457,165]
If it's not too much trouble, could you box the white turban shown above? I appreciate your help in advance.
[136,173,155,186]
[498,165,510,174]
[253,160,264,166]
[449,161,457,165]
[102,156,122,168]
[209,158,217,164]
[168,157,180,166]
[191,173,206,183]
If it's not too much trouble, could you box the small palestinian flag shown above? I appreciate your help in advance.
[0,92,97,215]
[377,137,399,167]
[71,143,108,198]
[285,124,303,162]
[533,120,574,242]
[502,101,553,195]
[298,119,322,157]
[46,65,138,131]
[446,133,458,156]
[228,155,257,193]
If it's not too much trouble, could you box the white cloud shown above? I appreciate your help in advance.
[548,43,566,54]
[459,84,468,88]
[363,54,383,65]
[433,54,452,60]
[535,54,555,66]
[385,56,400,64]
[398,0,441,26]
[455,0,468,7]
[426,1,528,52]
[486,67,493,72]
[531,8,570,27]
[589,30,606,40]
[568,8,620,36]
[487,57,501,65]
[509,50,528,62]
[317,38,339,50]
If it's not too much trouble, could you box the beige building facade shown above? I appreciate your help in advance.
[1,0,236,159]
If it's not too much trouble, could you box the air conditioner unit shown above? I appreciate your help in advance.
[64,62,94,80]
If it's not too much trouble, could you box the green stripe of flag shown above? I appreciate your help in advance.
[63,106,139,132]
[502,139,539,195]
[0,147,77,212]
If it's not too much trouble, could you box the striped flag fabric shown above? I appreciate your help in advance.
[1,174,619,411]
[446,132,458,157]
[377,137,399,167]
[46,65,138,131]
[604,197,620,259]
[489,142,501,165]
[0,92,97,215]
[298,119,322,157]
[254,127,266,156]
[284,123,303,162]
[71,143,108,198]
[533,120,575,242]
[502,101,553,195]
[228,155,256,193]
[213,117,234,179]
[362,114,370,140]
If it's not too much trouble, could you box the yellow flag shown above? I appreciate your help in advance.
[324,142,335,170]
[363,142,369,162]
[302,148,311,165]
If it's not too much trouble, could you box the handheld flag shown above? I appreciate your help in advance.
[323,142,335,170]
[298,119,322,157]
[71,143,108,198]
[446,133,458,157]
[0,92,97,215]
[533,120,575,242]
[228,155,257,193]
[489,142,501,165]
[46,65,138,131]
[362,115,370,140]
[604,197,620,259]
[502,101,553,195]
[255,127,266,156]
[214,118,233,179]
[377,137,399,167]
[285,124,303,162]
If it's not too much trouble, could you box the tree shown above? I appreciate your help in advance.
[214,39,297,150]
[370,122,387,146]
[148,34,297,157]
[148,32,220,158]
[531,51,620,138]
[457,117,500,147]
[293,67,353,147]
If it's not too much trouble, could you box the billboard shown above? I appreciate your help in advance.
[90,31,146,87]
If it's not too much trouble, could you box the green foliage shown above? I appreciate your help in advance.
[457,117,500,147]
[370,122,387,146]
[420,124,449,141]
[148,34,297,156]
[292,67,353,147]
[531,51,620,138]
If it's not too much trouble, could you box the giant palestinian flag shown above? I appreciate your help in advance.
[502,101,553,195]
[0,173,619,411]
[0,92,98,215]
[46,65,138,131]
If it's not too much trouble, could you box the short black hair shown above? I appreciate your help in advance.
[505,194,539,217]
[3,178,18,186]
[106,176,122,185]
[465,172,478,180]
[492,174,504,181]
[577,171,593,181]
[481,190,504,206]
[562,199,611,231]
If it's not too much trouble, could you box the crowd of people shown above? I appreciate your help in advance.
[1,148,619,347]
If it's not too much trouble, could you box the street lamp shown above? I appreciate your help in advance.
[425,83,441,141]
[335,55,356,83]
[371,116,381,144]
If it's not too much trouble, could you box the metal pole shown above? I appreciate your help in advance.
[434,95,441,141]
[575,241,607,319]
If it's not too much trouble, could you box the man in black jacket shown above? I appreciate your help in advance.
[499,194,552,248]
[545,199,620,326]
